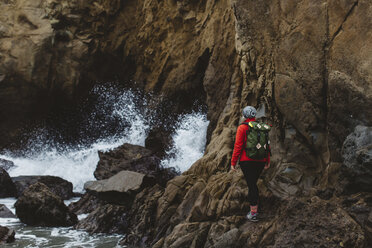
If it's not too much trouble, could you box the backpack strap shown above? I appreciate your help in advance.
[240,122,253,152]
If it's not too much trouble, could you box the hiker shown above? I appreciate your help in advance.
[231,106,271,222]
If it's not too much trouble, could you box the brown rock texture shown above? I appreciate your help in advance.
[75,203,128,234]
[14,182,78,227]
[0,0,235,149]
[12,175,74,199]
[122,0,372,247]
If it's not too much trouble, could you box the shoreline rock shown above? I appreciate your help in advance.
[94,143,178,187]
[12,175,74,200]
[0,168,17,198]
[0,204,16,218]
[68,193,101,215]
[75,204,128,234]
[85,170,155,205]
[15,182,77,227]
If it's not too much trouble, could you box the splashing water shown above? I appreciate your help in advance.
[161,112,209,172]
[0,87,150,192]
[0,86,210,247]
[0,85,209,192]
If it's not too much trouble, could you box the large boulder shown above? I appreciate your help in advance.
[0,168,17,198]
[342,125,372,192]
[0,159,14,171]
[94,143,178,187]
[12,175,74,199]
[14,182,77,226]
[0,204,16,218]
[85,170,155,205]
[0,226,15,244]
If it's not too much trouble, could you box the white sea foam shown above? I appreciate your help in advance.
[161,112,209,172]
[0,87,209,192]
[0,197,121,248]
[0,89,149,192]
[0,87,209,247]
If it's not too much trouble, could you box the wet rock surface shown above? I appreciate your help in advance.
[68,193,101,215]
[0,204,16,218]
[85,170,155,205]
[12,175,74,200]
[0,168,17,198]
[0,159,15,171]
[14,182,77,227]
[94,143,178,187]
[145,127,173,159]
[0,226,15,244]
[75,204,128,234]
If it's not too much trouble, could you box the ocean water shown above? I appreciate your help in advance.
[0,198,122,248]
[0,86,209,247]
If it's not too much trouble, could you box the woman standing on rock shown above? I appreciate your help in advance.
[231,106,271,222]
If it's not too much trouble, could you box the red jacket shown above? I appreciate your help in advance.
[231,117,270,167]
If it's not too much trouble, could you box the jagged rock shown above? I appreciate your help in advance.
[75,203,128,234]
[120,185,164,246]
[68,193,101,215]
[0,226,15,244]
[0,204,16,218]
[255,198,366,247]
[0,168,17,198]
[342,125,372,192]
[12,175,74,200]
[0,159,14,171]
[269,163,304,198]
[94,143,178,187]
[85,170,155,205]
[205,226,241,248]
[163,222,212,248]
[14,182,77,226]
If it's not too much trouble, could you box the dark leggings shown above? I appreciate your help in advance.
[240,161,265,206]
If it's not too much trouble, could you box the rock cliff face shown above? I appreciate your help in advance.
[0,0,235,149]
[1,0,371,247]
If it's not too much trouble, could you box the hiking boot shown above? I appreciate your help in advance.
[246,211,258,222]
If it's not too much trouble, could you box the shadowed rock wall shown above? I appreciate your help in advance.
[0,0,236,149]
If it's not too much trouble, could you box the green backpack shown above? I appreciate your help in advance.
[242,121,272,160]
